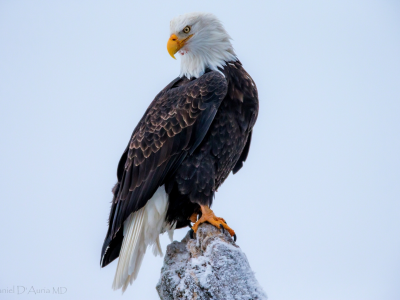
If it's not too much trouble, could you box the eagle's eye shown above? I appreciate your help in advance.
[183,26,191,34]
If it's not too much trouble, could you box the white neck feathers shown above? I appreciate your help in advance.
[179,39,237,79]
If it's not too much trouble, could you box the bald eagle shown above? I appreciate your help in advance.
[100,12,258,291]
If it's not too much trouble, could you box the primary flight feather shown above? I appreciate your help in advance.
[100,12,259,292]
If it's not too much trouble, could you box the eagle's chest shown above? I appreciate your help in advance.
[170,67,257,206]
[202,97,250,187]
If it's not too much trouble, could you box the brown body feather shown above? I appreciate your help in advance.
[101,60,258,267]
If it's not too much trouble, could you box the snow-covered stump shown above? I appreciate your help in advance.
[156,223,267,300]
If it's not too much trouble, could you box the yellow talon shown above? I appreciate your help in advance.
[191,205,235,237]
[189,212,198,223]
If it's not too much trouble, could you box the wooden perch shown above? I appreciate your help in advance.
[156,223,267,300]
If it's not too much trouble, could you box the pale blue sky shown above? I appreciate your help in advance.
[0,1,399,299]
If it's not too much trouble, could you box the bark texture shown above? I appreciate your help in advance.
[156,223,267,300]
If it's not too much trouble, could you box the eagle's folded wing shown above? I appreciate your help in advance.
[101,71,227,267]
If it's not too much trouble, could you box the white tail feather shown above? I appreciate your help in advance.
[112,185,176,292]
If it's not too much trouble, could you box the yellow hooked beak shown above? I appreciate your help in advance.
[167,34,193,59]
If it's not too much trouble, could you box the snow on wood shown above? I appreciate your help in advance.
[156,223,267,300]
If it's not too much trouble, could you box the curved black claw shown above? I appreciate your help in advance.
[189,228,195,239]
[219,224,225,233]
[233,234,237,242]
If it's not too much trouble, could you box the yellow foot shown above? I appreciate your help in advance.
[189,212,198,223]
[191,205,235,237]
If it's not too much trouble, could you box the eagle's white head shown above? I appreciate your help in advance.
[168,12,237,79]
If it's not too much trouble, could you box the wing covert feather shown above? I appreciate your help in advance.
[106,71,227,243]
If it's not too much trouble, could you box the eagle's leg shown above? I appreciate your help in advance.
[191,205,235,237]
[189,212,198,223]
